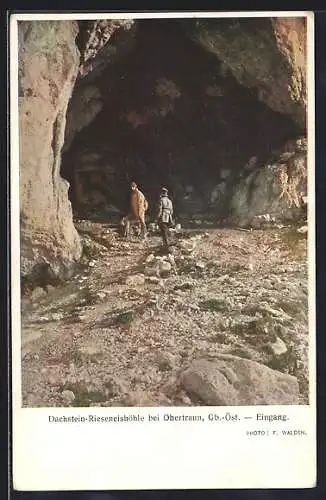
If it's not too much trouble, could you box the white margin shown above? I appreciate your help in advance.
[10,11,316,491]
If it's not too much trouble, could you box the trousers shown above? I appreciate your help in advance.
[159,221,169,250]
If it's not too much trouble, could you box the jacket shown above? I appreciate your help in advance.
[130,188,148,218]
[157,195,173,223]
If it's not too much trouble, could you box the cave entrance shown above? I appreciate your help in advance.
[61,19,301,225]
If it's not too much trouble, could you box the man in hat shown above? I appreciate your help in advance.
[157,187,174,252]
[125,181,148,239]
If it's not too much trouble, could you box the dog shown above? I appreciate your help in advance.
[119,215,141,238]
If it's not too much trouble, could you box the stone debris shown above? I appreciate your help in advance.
[125,274,146,287]
[145,253,155,264]
[159,261,172,277]
[61,390,76,405]
[21,223,308,408]
[30,287,47,301]
[157,352,177,371]
[180,241,196,254]
[269,336,288,356]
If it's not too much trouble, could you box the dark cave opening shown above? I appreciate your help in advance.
[61,19,302,223]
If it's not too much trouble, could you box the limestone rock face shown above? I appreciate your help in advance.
[63,83,103,152]
[78,19,136,80]
[189,17,307,127]
[18,21,82,281]
[180,354,300,405]
[63,20,136,152]
[229,137,307,226]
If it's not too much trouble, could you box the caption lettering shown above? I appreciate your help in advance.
[47,411,307,436]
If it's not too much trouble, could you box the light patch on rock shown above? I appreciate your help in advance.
[180,355,299,405]
[269,337,288,356]
[145,254,155,264]
[159,261,172,277]
[61,390,75,404]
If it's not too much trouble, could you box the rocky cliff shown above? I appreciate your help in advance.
[19,21,82,283]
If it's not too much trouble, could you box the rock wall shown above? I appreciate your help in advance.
[63,20,136,152]
[19,21,82,282]
[189,17,307,128]
[228,138,307,227]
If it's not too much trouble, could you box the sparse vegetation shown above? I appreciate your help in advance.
[199,298,228,312]
[63,382,108,407]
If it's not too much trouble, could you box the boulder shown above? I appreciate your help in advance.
[180,354,299,405]
[269,337,288,356]
[158,261,172,277]
[61,390,76,405]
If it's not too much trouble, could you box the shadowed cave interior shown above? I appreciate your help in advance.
[61,19,302,223]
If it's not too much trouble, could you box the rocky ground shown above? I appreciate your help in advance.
[21,220,309,408]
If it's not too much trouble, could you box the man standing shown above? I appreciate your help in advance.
[129,181,148,239]
[157,187,174,252]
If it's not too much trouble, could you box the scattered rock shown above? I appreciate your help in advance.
[269,337,288,356]
[144,266,158,277]
[159,261,172,277]
[195,261,205,270]
[297,225,308,234]
[21,223,308,408]
[30,287,47,301]
[157,352,177,371]
[146,276,161,284]
[123,391,155,406]
[180,241,196,254]
[180,394,193,405]
[180,355,299,405]
[104,377,129,396]
[174,282,194,291]
[145,254,155,263]
[79,344,103,357]
[96,291,107,301]
[61,390,76,405]
[125,274,146,286]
